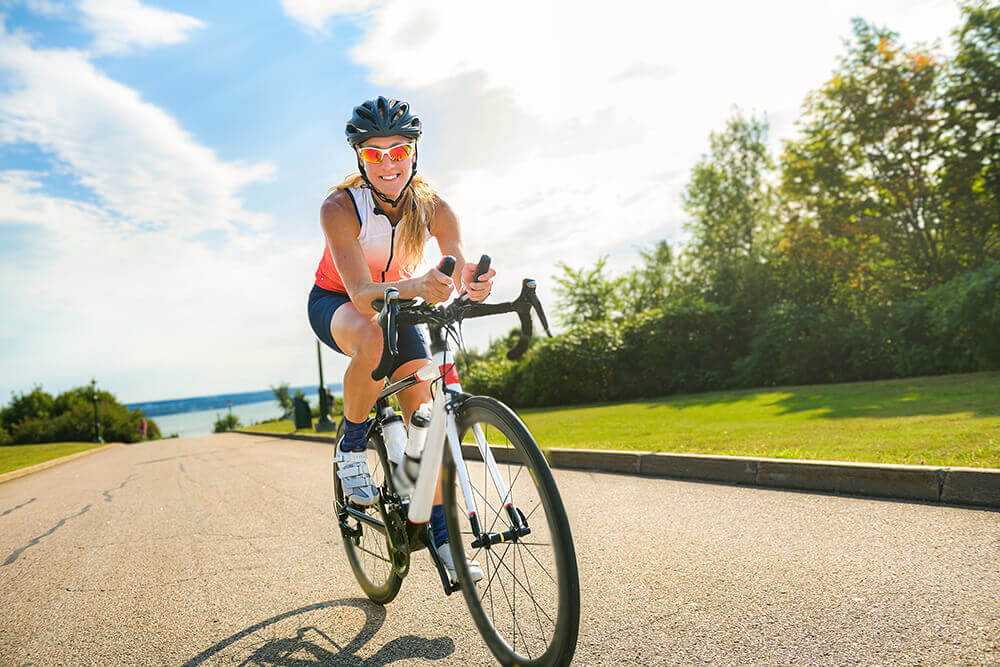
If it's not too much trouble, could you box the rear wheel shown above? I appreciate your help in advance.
[443,396,580,666]
[333,426,403,604]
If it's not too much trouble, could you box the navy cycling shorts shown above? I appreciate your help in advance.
[307,284,430,375]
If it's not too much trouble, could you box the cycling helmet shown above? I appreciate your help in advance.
[345,96,422,147]
[345,96,422,208]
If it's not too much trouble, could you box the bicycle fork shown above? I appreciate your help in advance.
[407,336,532,549]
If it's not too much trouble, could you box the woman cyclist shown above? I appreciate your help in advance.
[307,96,495,583]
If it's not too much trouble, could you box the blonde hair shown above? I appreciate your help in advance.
[330,173,436,274]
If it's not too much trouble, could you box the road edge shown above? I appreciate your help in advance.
[238,430,1000,509]
[0,443,123,485]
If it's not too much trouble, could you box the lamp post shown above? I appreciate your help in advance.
[91,378,104,444]
[315,340,335,432]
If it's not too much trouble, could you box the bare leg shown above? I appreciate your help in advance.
[331,303,385,423]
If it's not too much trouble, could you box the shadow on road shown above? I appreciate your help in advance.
[183,598,454,666]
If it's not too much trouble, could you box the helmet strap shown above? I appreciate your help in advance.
[356,146,419,209]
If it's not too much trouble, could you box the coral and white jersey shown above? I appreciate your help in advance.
[314,187,414,293]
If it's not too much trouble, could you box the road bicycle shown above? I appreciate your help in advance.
[332,256,581,666]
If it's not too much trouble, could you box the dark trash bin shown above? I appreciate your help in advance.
[293,395,312,430]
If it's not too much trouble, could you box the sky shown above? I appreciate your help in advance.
[0,0,963,404]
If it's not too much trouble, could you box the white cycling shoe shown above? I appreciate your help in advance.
[436,541,484,585]
[335,448,379,507]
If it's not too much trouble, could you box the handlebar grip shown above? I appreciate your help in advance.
[438,255,456,277]
[473,254,491,282]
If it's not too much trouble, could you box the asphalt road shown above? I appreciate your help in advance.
[1,433,998,665]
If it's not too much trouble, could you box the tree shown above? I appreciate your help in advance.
[681,109,779,347]
[271,383,293,418]
[779,16,999,303]
[552,256,622,327]
[619,241,674,315]
[683,110,778,288]
[940,0,1000,268]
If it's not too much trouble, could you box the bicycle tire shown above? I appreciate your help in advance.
[443,396,580,667]
[334,426,403,604]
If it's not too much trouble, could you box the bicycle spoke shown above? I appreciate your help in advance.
[486,546,496,627]
[484,539,558,646]
[355,542,391,564]
[517,541,559,586]
[519,542,549,646]
[492,548,557,628]
[490,548,531,660]
[479,543,513,603]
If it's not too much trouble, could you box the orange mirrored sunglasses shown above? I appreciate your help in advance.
[357,143,414,164]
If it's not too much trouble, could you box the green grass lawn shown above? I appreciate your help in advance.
[518,371,1000,468]
[242,420,326,435]
[0,442,109,475]
[242,371,1000,468]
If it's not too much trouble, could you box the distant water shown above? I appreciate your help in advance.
[129,386,343,439]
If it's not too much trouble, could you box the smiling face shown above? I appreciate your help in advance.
[358,135,415,200]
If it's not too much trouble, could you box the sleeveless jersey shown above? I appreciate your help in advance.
[314,187,414,293]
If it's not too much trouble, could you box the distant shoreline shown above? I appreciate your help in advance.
[126,384,344,417]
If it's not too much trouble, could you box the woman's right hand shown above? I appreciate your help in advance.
[414,266,455,303]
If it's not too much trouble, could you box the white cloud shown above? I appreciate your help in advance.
[77,0,204,55]
[0,24,274,236]
[280,0,376,33]
[0,171,321,402]
[0,21,323,402]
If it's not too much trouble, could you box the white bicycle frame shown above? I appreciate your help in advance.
[404,348,513,528]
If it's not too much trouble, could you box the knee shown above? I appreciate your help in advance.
[349,321,384,363]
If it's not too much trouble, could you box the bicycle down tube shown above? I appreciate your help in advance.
[405,328,515,536]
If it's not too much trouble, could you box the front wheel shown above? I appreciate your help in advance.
[442,396,580,667]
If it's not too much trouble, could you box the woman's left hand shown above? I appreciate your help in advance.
[462,262,496,302]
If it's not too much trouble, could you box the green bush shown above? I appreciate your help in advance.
[311,394,344,418]
[736,302,849,386]
[214,413,242,433]
[463,357,519,404]
[926,260,1000,369]
[510,320,623,407]
[614,299,737,398]
[459,264,999,407]
[1,386,56,433]
[3,385,161,444]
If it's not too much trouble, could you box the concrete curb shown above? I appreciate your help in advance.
[238,430,1000,509]
[0,443,122,485]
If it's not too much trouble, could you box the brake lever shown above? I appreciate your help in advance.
[528,289,552,337]
[517,279,551,337]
